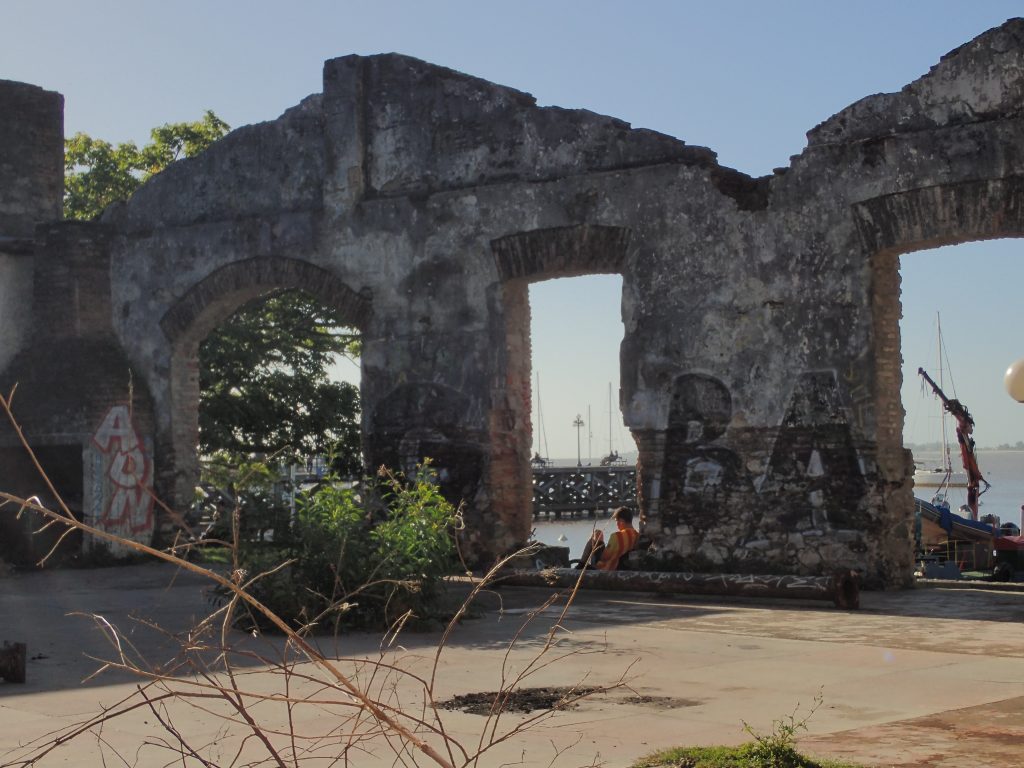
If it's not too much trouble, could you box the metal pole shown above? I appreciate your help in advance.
[587,405,592,465]
[573,414,584,467]
[608,381,614,455]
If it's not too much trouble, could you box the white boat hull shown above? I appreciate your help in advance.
[913,469,969,488]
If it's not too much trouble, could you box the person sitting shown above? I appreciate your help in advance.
[575,507,639,571]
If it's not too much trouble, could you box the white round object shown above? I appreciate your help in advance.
[1004,358,1024,402]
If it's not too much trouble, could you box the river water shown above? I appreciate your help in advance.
[532,450,1024,562]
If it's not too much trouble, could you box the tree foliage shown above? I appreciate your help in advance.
[64,110,229,220]
[64,114,362,475]
[199,291,362,476]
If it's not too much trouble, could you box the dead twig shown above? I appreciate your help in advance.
[1,391,630,768]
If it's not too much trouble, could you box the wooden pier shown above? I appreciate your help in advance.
[532,465,637,519]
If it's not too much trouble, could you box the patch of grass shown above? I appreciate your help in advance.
[632,691,869,768]
[630,745,867,768]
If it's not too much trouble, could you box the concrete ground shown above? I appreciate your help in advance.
[1,563,1023,767]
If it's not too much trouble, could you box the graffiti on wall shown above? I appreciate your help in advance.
[659,370,867,543]
[90,404,154,546]
[759,371,867,529]
[661,374,752,533]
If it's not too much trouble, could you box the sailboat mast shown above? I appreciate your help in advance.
[937,313,951,475]
[535,372,550,459]
[608,382,614,455]
[587,404,592,464]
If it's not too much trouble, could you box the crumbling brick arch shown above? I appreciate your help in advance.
[854,178,1024,258]
[158,256,372,509]
[487,224,632,547]
[160,256,372,346]
[491,224,631,281]
[854,178,1024,574]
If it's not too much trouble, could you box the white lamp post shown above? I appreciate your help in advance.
[1005,359,1024,402]
[573,414,585,467]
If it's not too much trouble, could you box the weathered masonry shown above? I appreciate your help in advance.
[3,21,1024,585]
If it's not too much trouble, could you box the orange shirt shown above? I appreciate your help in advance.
[596,525,639,571]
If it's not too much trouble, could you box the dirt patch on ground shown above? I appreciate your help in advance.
[436,688,703,715]
[436,686,599,714]
[622,695,702,709]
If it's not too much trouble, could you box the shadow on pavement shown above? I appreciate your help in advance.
[4,561,1024,695]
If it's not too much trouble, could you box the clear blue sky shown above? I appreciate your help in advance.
[5,1,1023,456]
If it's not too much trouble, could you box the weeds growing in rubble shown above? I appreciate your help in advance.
[213,462,463,632]
[738,689,823,767]
[0,388,625,768]
[630,690,867,768]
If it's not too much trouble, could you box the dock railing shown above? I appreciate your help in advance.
[532,465,637,518]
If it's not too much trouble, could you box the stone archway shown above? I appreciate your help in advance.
[158,257,371,509]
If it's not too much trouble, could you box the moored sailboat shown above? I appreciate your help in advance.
[599,382,627,466]
[911,314,974,501]
[916,366,989,519]
[531,372,551,467]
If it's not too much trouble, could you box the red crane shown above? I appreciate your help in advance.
[918,367,989,519]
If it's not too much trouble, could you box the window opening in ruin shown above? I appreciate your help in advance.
[899,239,1024,531]
[194,288,362,540]
[0,445,84,565]
[527,274,632,555]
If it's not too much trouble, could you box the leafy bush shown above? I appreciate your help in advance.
[370,466,460,594]
[232,464,461,631]
[196,452,290,543]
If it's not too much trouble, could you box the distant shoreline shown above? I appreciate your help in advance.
[908,446,1024,453]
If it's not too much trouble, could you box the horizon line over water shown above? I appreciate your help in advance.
[533,448,1024,557]
[535,454,638,468]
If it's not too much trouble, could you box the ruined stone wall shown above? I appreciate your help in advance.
[0,249,32,375]
[0,221,158,561]
[620,20,1024,585]
[3,20,1024,581]
[0,80,63,374]
[0,80,62,237]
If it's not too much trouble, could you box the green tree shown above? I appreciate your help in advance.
[64,114,362,476]
[200,290,362,476]
[64,110,229,219]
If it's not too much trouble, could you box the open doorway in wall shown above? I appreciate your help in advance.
[0,445,84,564]
[527,274,632,559]
[900,239,1024,542]
[195,288,362,541]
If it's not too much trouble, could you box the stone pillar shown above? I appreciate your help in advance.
[0,221,158,563]
[0,80,63,238]
[870,249,916,586]
[488,279,534,554]
[632,428,666,531]
[0,80,63,375]
[163,340,202,520]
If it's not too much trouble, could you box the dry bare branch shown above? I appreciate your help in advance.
[0,393,629,768]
